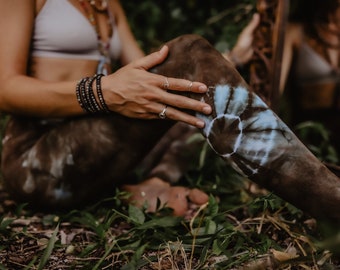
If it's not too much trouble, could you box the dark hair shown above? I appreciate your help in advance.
[289,0,339,24]
[289,0,340,47]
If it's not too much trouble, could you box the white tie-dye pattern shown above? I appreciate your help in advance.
[66,153,74,165]
[21,147,41,193]
[48,147,75,200]
[226,86,249,116]
[53,184,72,200]
[22,147,41,170]
[21,144,75,200]
[213,85,230,114]
[23,174,35,194]
[50,154,66,179]
[197,84,290,176]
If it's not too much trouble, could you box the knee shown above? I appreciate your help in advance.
[2,166,71,208]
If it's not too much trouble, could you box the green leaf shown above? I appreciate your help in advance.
[0,216,14,231]
[135,216,181,230]
[212,239,223,255]
[208,195,219,216]
[199,142,209,169]
[128,204,145,225]
[205,218,217,235]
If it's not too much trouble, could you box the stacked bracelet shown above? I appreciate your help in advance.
[75,74,110,113]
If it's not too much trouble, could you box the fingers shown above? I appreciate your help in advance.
[132,48,208,94]
[132,45,169,71]
[105,47,212,127]
[229,13,260,66]
[148,76,212,127]
[244,13,260,34]
[161,76,207,94]
[237,13,260,42]
[155,76,212,127]
[152,74,212,127]
[155,102,210,128]
[150,83,211,127]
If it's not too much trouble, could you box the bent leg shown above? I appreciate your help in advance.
[151,34,340,222]
[138,122,203,183]
[1,115,172,208]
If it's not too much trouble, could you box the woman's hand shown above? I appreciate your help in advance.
[224,13,260,67]
[101,46,212,128]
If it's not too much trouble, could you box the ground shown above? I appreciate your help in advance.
[1,173,340,270]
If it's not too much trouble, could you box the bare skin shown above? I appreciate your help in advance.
[280,10,340,93]
[0,0,212,214]
[223,13,260,66]
[123,178,209,216]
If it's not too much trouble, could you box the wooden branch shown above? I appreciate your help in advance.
[249,0,290,110]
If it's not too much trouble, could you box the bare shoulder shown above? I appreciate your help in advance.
[0,0,35,13]
[0,0,36,75]
[0,0,35,35]
[286,23,304,47]
[108,0,125,21]
[108,0,122,8]
[287,23,303,35]
[35,0,47,15]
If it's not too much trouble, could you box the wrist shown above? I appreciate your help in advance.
[227,50,244,68]
[75,74,110,114]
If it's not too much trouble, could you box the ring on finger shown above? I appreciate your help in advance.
[158,105,168,119]
[188,81,193,91]
[163,77,170,90]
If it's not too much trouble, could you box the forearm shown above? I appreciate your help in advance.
[222,50,245,68]
[0,75,82,117]
[223,13,260,67]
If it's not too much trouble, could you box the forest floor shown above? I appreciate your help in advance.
[1,173,340,270]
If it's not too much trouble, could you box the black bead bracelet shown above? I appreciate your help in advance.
[76,74,110,114]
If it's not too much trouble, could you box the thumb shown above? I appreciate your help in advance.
[244,13,260,34]
[133,45,169,71]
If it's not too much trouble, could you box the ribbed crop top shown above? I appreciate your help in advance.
[294,41,339,84]
[31,0,122,61]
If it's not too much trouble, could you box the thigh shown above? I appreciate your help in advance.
[1,114,172,208]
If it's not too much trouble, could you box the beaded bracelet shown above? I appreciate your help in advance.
[76,77,90,113]
[95,74,110,113]
[75,74,111,114]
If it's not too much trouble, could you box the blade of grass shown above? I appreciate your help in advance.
[37,223,59,270]
[92,241,116,270]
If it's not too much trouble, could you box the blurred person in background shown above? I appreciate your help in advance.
[280,0,340,157]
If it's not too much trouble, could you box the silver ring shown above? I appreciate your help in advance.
[158,105,168,119]
[188,81,193,91]
[163,77,170,90]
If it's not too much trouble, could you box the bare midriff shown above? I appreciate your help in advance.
[29,56,99,82]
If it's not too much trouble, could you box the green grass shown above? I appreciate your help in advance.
[1,187,339,269]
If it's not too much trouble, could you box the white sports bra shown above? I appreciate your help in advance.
[31,0,122,61]
[294,41,339,84]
